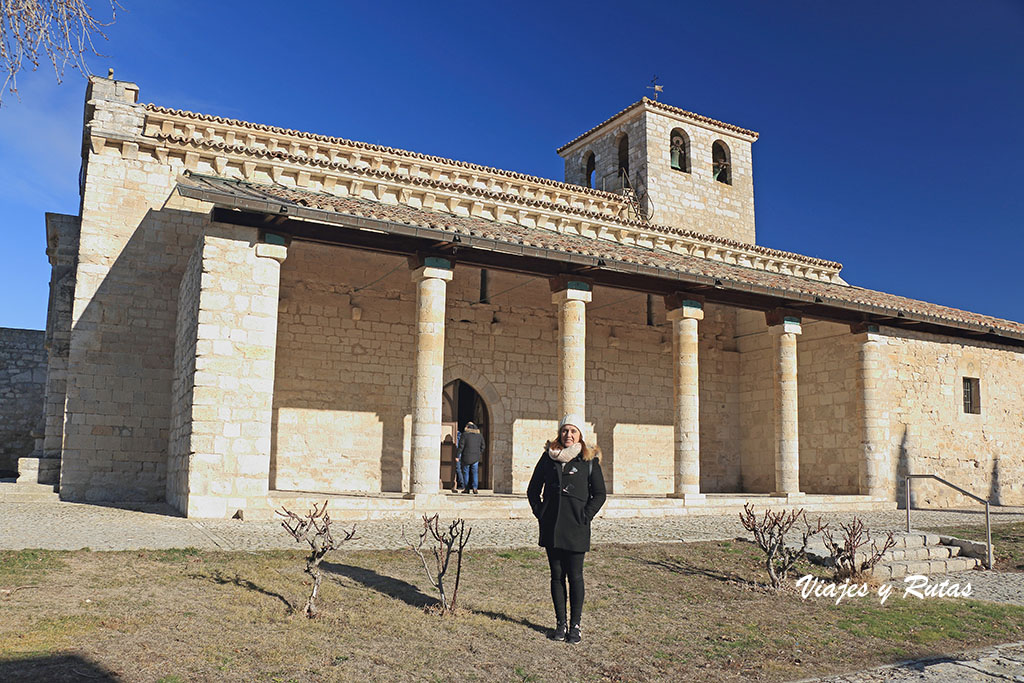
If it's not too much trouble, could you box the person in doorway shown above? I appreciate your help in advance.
[448,433,463,492]
[457,421,484,494]
[526,414,606,644]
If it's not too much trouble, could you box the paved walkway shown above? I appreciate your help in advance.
[808,640,1024,682]
[1,501,1019,553]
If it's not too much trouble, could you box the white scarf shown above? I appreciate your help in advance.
[547,442,582,463]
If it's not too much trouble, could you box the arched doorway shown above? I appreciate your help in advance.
[441,380,490,490]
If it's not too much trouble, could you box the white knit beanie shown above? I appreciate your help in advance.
[558,414,586,442]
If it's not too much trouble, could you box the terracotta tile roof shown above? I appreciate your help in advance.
[144,103,627,202]
[145,104,840,270]
[557,98,759,155]
[178,174,1024,342]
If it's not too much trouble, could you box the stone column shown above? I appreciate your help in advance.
[409,257,453,497]
[853,324,888,498]
[551,279,592,419]
[666,295,705,501]
[768,311,803,497]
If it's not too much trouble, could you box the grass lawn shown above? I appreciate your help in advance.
[921,521,1024,572]
[0,538,1018,682]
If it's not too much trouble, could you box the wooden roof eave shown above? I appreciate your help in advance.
[175,182,1024,349]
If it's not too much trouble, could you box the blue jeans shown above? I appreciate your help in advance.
[460,462,478,490]
[454,460,464,488]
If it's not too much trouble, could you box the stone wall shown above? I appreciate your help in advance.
[796,322,861,494]
[641,109,755,244]
[879,329,1024,506]
[562,109,648,194]
[561,104,756,244]
[737,309,775,492]
[0,328,46,474]
[737,313,865,495]
[166,237,202,513]
[271,243,744,496]
[165,224,285,518]
[41,213,81,483]
[59,77,210,502]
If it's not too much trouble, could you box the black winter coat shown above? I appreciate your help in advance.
[526,452,607,553]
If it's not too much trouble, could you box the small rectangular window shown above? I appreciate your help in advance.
[962,377,981,414]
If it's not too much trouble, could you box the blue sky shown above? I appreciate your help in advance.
[1,0,1022,330]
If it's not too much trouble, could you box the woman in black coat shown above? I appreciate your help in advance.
[526,414,606,644]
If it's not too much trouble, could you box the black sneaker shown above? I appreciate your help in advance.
[549,622,567,641]
[567,624,582,644]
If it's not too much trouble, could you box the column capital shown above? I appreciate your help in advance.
[410,254,454,283]
[254,243,287,263]
[850,321,881,335]
[664,291,705,310]
[766,308,802,335]
[552,288,592,304]
[549,274,593,294]
[408,254,454,280]
[666,293,704,321]
[412,266,454,282]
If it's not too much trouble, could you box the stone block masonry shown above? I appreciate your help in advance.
[0,328,46,474]
[880,329,1024,506]
[167,224,286,518]
[38,75,1024,518]
[58,76,211,503]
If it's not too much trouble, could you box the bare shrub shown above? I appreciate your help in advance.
[278,501,357,618]
[403,514,472,614]
[823,518,896,580]
[739,504,826,590]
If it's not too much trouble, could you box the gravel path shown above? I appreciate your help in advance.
[806,640,1024,682]
[1,501,1019,552]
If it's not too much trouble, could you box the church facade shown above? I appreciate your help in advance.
[30,76,1023,518]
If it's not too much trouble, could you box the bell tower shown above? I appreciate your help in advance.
[557,98,758,245]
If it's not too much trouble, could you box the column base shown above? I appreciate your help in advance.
[771,491,806,501]
[668,492,706,504]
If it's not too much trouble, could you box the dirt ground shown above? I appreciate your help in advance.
[1,539,1020,682]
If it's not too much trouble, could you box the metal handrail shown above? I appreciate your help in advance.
[905,474,993,570]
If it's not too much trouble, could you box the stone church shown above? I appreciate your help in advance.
[15,75,1023,518]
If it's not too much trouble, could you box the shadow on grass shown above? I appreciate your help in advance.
[323,562,436,609]
[0,653,120,682]
[643,557,757,587]
[474,609,549,636]
[206,570,294,610]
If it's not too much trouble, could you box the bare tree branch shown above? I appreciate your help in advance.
[740,504,825,590]
[403,513,472,614]
[822,517,897,580]
[1,0,121,105]
[278,501,357,618]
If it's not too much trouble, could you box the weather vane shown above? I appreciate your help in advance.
[646,75,663,101]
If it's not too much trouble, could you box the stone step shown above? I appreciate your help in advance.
[0,482,60,502]
[886,545,960,561]
[796,529,990,576]
[872,556,980,579]
[805,542,962,566]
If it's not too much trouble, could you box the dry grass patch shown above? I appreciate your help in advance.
[0,540,1021,682]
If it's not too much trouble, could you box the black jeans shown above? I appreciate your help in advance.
[546,547,585,626]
